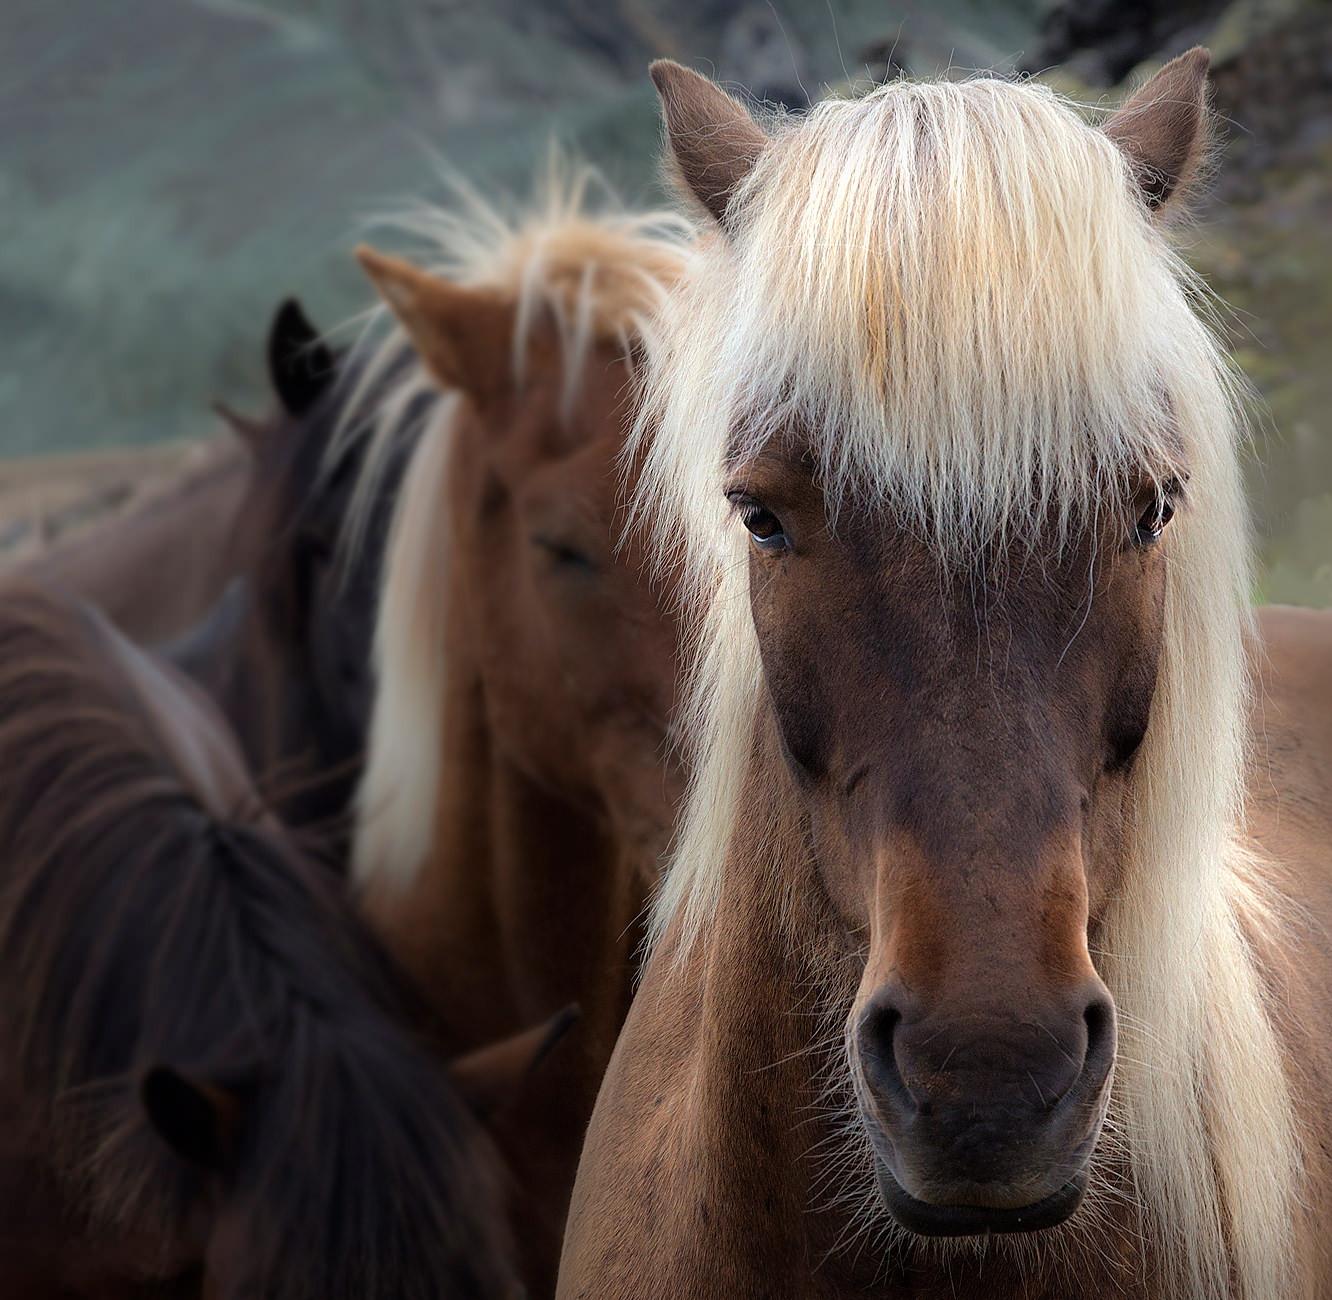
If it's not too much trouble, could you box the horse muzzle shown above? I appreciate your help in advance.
[852,980,1116,1236]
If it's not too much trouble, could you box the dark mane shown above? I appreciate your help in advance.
[0,578,514,1298]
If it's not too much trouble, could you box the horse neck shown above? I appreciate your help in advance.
[166,565,347,837]
[366,606,650,1297]
[159,559,268,730]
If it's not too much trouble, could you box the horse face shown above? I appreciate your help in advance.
[732,443,1175,1235]
[453,339,684,864]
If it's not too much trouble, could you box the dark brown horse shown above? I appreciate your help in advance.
[348,170,693,1294]
[169,299,421,845]
[561,55,1332,1299]
[14,434,248,643]
[0,577,519,1299]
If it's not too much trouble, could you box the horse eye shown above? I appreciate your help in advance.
[728,493,790,554]
[1131,494,1176,547]
[532,535,597,574]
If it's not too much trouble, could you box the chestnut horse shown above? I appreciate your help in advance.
[561,56,1332,1299]
[0,577,519,1299]
[348,170,692,1293]
[169,298,420,846]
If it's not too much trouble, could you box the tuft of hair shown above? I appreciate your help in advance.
[637,77,1299,1300]
[349,151,695,893]
[0,579,515,1300]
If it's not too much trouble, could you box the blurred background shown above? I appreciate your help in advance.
[1,0,1328,602]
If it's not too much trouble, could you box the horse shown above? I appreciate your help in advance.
[559,53,1332,1299]
[14,433,248,643]
[0,576,523,1299]
[347,166,693,1293]
[169,298,421,846]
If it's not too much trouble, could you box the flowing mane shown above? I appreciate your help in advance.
[350,159,694,891]
[637,77,1299,1300]
[0,578,512,1298]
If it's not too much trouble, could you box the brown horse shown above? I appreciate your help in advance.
[15,434,248,643]
[560,55,1332,1299]
[0,577,521,1299]
[169,299,420,845]
[348,168,693,1293]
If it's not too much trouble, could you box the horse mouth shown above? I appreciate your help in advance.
[873,1158,1090,1237]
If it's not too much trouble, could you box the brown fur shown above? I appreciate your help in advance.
[559,491,1332,1300]
[358,262,686,1295]
[16,436,248,643]
[556,54,1332,1299]
[1102,47,1212,212]
[168,301,418,849]
[0,578,519,1299]
[649,61,768,225]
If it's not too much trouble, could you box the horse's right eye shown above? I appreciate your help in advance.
[531,534,598,575]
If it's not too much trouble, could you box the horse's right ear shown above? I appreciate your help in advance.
[354,246,515,399]
[649,60,768,228]
[448,1004,581,1122]
[141,1066,245,1172]
[211,398,265,451]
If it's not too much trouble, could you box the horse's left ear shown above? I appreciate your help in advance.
[268,298,335,416]
[447,1004,581,1122]
[649,59,769,228]
[1102,46,1211,216]
[141,1066,246,1172]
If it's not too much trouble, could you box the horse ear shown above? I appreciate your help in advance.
[447,1004,581,1122]
[268,298,335,416]
[210,398,264,451]
[354,245,516,399]
[1102,46,1211,216]
[649,59,768,227]
[141,1066,245,1172]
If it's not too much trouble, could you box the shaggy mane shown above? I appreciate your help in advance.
[0,579,514,1298]
[349,156,694,892]
[636,76,1300,1300]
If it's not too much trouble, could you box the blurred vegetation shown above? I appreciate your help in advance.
[1,0,1327,603]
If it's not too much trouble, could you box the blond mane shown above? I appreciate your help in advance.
[636,78,1299,1300]
[351,157,694,893]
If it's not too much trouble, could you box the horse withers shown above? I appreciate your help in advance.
[0,577,521,1299]
[560,53,1332,1299]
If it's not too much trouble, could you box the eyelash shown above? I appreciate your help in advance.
[1131,481,1182,548]
[727,492,790,552]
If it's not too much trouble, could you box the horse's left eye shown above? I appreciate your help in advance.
[1131,493,1175,547]
[726,492,790,554]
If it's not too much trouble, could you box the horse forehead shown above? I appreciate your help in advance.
[487,398,630,512]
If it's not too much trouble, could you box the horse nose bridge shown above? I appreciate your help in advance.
[869,827,1097,999]
[877,686,1080,847]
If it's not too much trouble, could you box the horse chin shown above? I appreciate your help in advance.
[872,1157,1090,1237]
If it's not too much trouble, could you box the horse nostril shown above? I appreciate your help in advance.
[857,1001,924,1119]
[1082,991,1116,1082]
